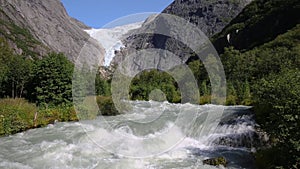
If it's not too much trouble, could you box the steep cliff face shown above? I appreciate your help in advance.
[212,0,300,53]
[111,0,252,67]
[162,0,252,36]
[0,10,49,58]
[0,0,104,63]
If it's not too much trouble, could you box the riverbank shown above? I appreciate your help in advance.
[0,97,118,136]
[0,99,77,136]
[0,94,298,169]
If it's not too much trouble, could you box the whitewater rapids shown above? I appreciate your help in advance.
[0,101,259,169]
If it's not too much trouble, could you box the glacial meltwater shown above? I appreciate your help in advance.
[0,101,262,169]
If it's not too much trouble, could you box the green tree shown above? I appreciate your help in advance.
[130,70,180,103]
[253,69,300,169]
[95,72,110,96]
[188,60,208,85]
[6,56,32,98]
[242,81,252,105]
[31,53,74,106]
[0,37,32,98]
[0,38,11,96]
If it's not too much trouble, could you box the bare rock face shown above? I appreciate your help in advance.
[162,0,253,37]
[0,0,104,63]
[111,0,252,67]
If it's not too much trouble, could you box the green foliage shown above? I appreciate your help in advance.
[0,37,12,93]
[188,60,208,87]
[0,99,36,135]
[213,14,300,169]
[37,105,78,126]
[188,60,212,97]
[0,98,78,136]
[95,72,110,96]
[188,60,214,104]
[226,82,238,105]
[217,26,300,168]
[253,69,300,169]
[72,64,91,103]
[0,37,33,98]
[213,15,300,169]
[218,24,300,106]
[5,55,32,98]
[130,70,181,103]
[31,53,74,106]
[96,96,118,116]
[212,0,300,52]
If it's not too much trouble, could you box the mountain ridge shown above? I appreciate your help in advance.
[110,0,252,68]
[0,0,104,63]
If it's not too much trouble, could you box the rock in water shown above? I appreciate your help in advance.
[203,156,228,167]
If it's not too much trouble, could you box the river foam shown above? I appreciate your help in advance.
[0,101,258,169]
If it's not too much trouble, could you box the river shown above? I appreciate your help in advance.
[0,101,260,169]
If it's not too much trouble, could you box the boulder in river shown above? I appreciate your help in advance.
[203,156,227,167]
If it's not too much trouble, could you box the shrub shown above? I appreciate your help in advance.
[96,96,119,116]
[0,99,78,136]
[253,69,300,168]
[0,99,37,135]
[36,105,78,127]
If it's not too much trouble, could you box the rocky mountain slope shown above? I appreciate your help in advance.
[0,8,49,58]
[0,0,104,63]
[111,0,252,66]
[212,0,300,53]
[162,0,253,37]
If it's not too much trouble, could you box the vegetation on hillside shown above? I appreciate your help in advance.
[0,9,49,58]
[0,0,299,168]
[0,98,77,136]
[130,70,181,103]
[210,0,300,166]
[0,36,115,136]
[30,53,74,106]
[212,0,300,53]
[123,1,300,167]
[222,25,300,168]
[254,69,299,169]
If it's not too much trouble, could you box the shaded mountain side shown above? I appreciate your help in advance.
[162,0,253,37]
[212,0,300,54]
[111,0,252,67]
[0,0,104,62]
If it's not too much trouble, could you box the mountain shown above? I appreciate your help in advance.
[212,0,300,53]
[110,0,252,67]
[0,0,104,63]
[162,0,253,36]
[0,8,49,58]
[86,22,143,66]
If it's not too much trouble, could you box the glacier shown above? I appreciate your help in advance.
[85,22,143,66]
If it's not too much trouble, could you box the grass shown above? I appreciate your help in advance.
[0,98,78,136]
[0,96,121,136]
[0,98,36,135]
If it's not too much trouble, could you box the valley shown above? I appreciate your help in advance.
[0,0,299,168]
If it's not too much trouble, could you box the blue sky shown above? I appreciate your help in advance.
[61,0,174,28]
